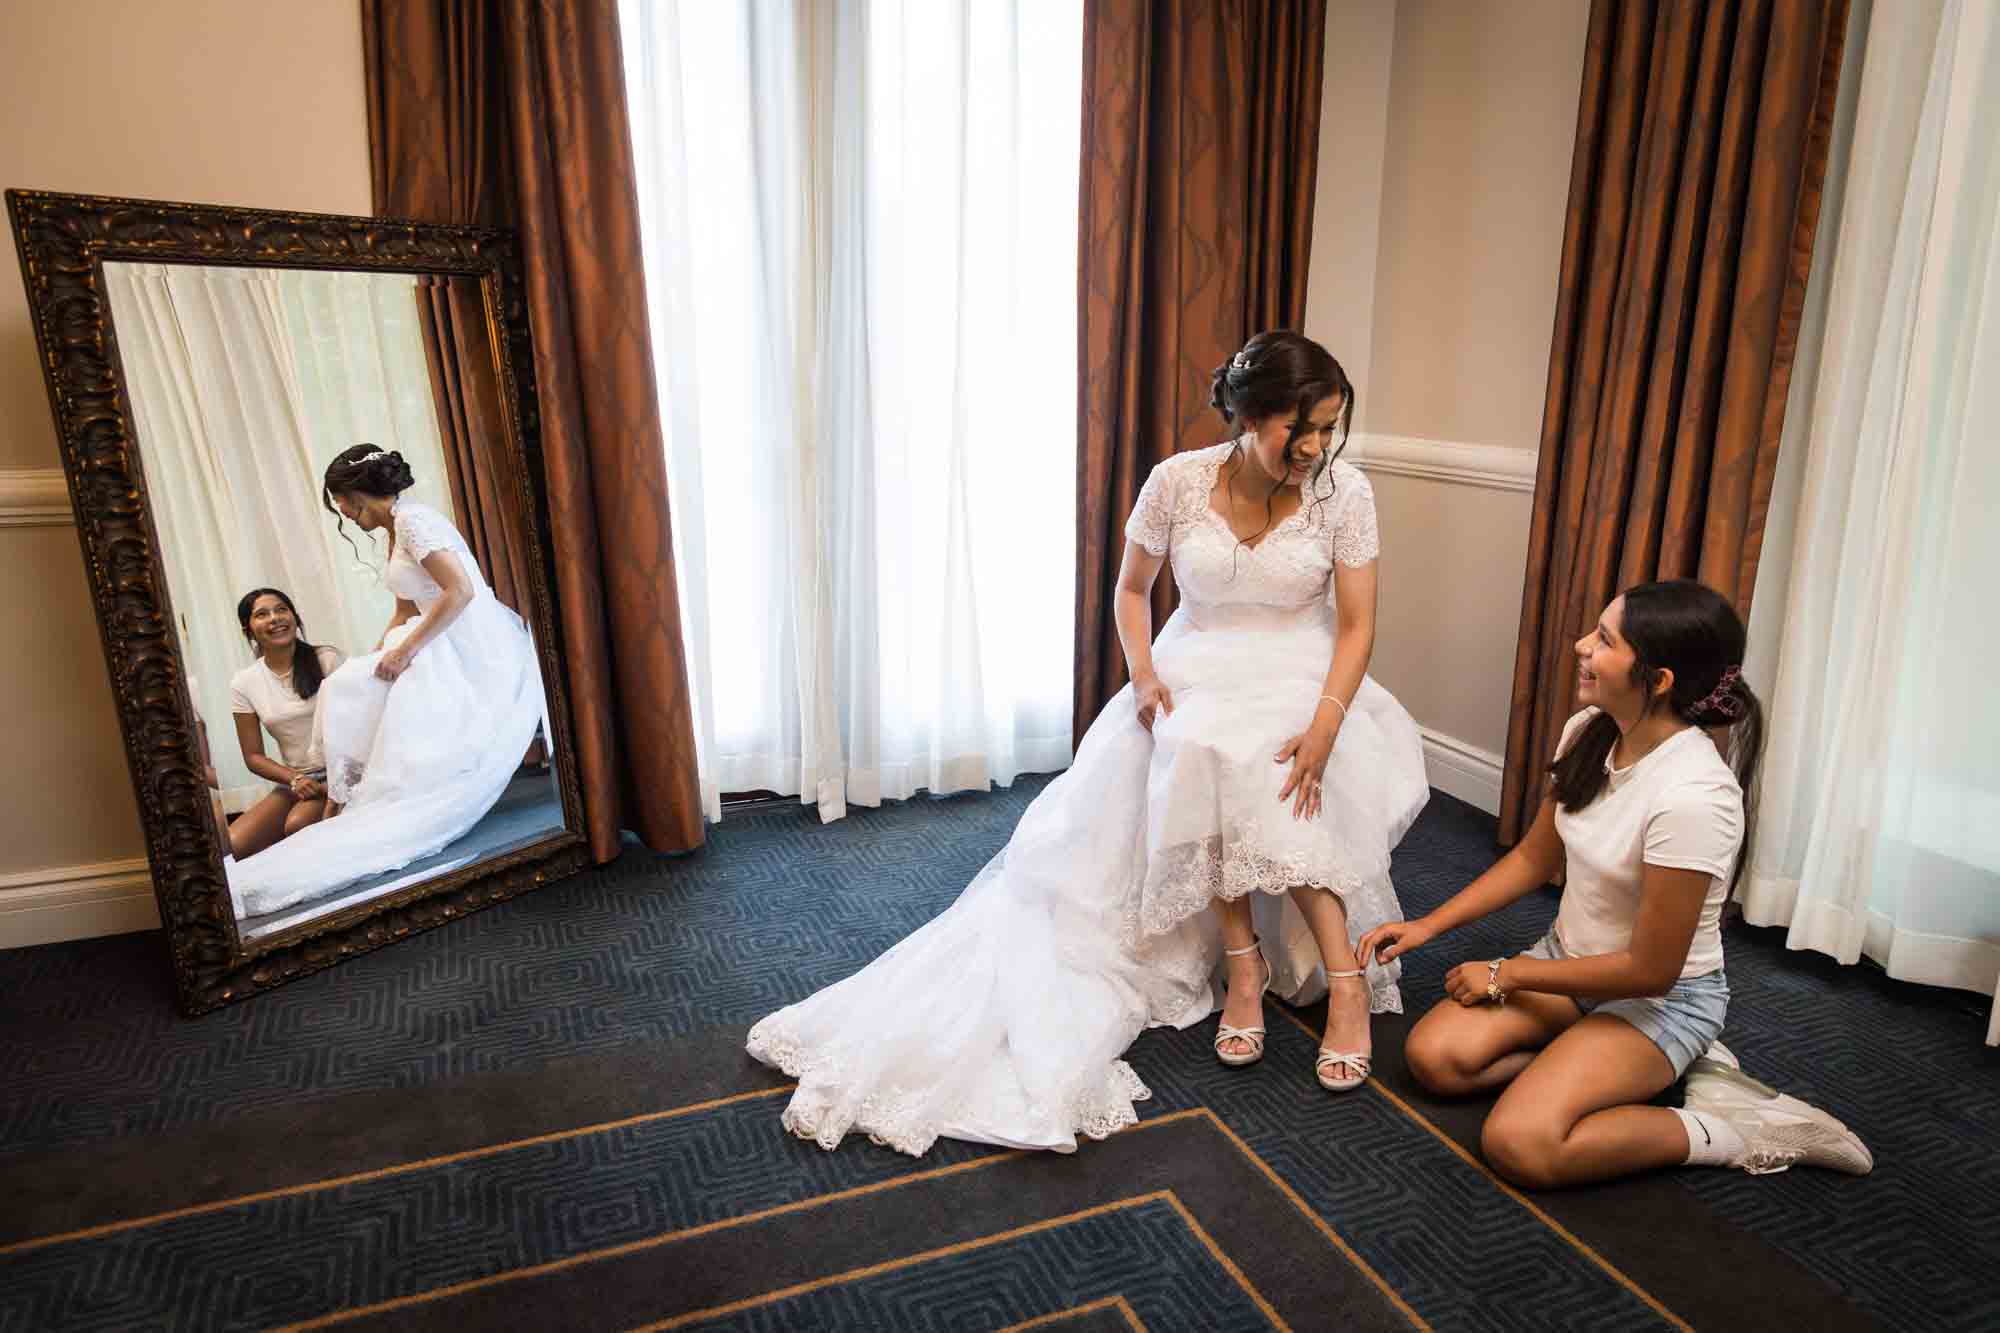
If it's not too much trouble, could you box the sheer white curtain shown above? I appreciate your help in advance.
[1741,0,2000,1043]
[105,265,454,809]
[622,0,1081,824]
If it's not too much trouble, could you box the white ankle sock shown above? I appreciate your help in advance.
[1675,1107,1745,1168]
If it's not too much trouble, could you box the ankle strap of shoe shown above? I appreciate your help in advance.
[1223,940,1262,958]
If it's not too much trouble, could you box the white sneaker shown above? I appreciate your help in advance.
[1692,1038,1739,1072]
[1683,1064,1874,1176]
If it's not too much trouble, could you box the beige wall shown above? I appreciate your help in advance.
[1306,0,1588,773]
[1367,0,1589,450]
[1302,0,1397,402]
[0,0,371,888]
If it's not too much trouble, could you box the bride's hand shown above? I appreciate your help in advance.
[1133,673,1174,732]
[1275,726,1334,820]
[375,643,416,681]
[1357,917,1437,966]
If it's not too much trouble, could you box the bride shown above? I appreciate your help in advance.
[748,331,1429,1155]
[227,446,548,917]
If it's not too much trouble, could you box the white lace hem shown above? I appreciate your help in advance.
[745,1020,1154,1157]
[1136,831,1404,1015]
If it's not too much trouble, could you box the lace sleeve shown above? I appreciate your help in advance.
[395,503,460,563]
[1123,458,1177,557]
[1332,469,1380,567]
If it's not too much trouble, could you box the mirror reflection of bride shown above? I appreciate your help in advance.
[227,446,549,917]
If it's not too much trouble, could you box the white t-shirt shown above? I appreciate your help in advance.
[229,647,346,771]
[1550,708,1743,978]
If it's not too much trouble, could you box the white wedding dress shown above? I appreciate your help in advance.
[229,500,548,917]
[747,443,1429,1155]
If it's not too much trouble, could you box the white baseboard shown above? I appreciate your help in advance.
[1420,727,1504,815]
[0,468,74,527]
[0,859,159,947]
[1346,433,1538,493]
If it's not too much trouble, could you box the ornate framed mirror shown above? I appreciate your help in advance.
[8,189,590,1014]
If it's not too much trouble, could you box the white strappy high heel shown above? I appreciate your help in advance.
[1315,968,1373,1092]
[1214,940,1272,1068]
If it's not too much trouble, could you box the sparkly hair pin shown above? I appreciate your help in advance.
[358,449,390,464]
[1230,351,1253,373]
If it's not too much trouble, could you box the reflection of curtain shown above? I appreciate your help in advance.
[1072,0,1328,737]
[1498,0,1851,844]
[621,0,1082,824]
[104,265,455,810]
[1739,0,2000,1045]
[414,276,532,616]
[364,0,705,860]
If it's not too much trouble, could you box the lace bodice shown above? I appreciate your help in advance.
[386,500,486,609]
[1124,442,1379,611]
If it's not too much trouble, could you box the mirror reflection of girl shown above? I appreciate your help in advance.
[225,589,345,857]
[1359,580,1872,1187]
[226,445,548,917]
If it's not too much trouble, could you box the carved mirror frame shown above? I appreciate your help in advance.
[7,189,590,1015]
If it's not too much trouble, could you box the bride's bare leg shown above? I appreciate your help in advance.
[1212,895,1263,1059]
[1288,886,1369,1080]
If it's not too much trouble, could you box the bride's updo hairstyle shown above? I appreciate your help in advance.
[322,444,416,554]
[1209,330,1355,486]
[1208,331,1355,547]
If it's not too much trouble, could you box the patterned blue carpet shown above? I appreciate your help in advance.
[1,777,1994,1331]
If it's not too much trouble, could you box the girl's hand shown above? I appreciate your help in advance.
[1357,917,1437,966]
[375,643,416,682]
[1275,725,1335,820]
[1133,673,1175,732]
[288,774,325,800]
[1444,958,1512,1007]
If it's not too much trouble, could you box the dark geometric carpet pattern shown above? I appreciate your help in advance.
[2,778,1995,1331]
[672,1200,1274,1332]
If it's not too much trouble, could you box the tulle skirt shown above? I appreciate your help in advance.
[747,603,1428,1156]
[228,593,547,917]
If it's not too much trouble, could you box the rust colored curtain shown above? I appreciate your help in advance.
[364,0,704,859]
[414,275,532,617]
[1073,0,1326,737]
[1499,0,1850,844]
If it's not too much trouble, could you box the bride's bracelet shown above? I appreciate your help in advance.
[1318,694,1348,721]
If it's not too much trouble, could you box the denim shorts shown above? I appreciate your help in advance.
[1524,930,1729,1077]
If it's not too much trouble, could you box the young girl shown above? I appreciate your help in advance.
[226,588,345,858]
[1359,579,1872,1187]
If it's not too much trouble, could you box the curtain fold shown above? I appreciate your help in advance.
[364,0,704,859]
[1498,0,1850,843]
[1072,0,1327,738]
[622,0,1081,824]
[414,275,532,618]
[1739,0,2000,1042]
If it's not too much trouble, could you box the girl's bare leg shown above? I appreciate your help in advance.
[228,790,296,859]
[1478,1014,1685,1188]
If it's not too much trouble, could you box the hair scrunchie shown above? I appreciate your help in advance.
[1692,664,1745,721]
